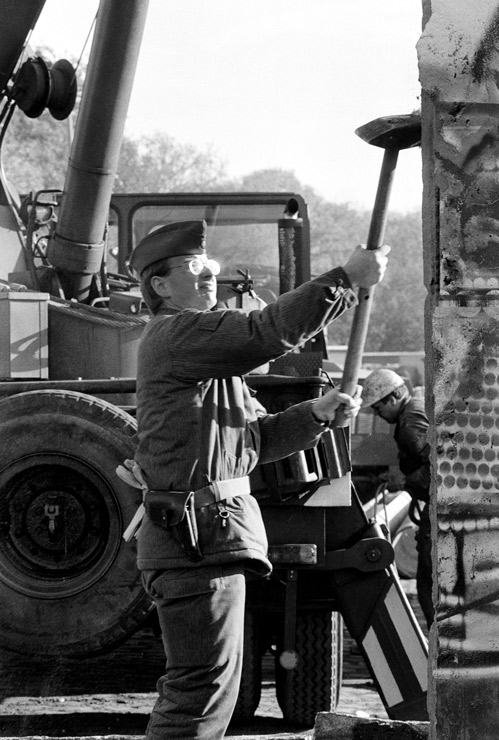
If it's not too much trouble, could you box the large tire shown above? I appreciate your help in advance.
[231,610,263,725]
[275,610,343,727]
[0,390,152,657]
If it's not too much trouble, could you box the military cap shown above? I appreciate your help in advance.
[129,220,207,276]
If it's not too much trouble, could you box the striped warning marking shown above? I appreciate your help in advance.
[362,581,428,712]
[363,626,404,707]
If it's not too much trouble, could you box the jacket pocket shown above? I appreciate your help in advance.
[196,494,268,557]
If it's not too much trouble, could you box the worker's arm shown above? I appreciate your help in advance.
[255,389,361,464]
[149,245,389,382]
[397,407,431,502]
[403,442,431,501]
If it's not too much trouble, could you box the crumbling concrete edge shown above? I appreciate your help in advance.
[0,736,145,740]
[314,711,430,739]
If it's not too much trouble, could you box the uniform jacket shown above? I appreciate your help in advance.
[135,267,356,573]
[394,396,430,503]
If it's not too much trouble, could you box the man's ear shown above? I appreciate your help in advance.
[150,275,170,298]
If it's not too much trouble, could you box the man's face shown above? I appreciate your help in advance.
[153,254,219,311]
[371,396,399,424]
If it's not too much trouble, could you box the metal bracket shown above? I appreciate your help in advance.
[268,543,317,565]
[325,536,394,572]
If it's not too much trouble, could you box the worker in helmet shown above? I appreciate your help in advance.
[362,368,433,628]
[129,219,390,740]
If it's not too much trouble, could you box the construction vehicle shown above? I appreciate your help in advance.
[0,0,428,728]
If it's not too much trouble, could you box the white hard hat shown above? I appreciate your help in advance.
[361,369,405,407]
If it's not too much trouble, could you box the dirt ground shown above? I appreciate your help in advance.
[0,580,425,739]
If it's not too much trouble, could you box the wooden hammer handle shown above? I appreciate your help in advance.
[339,147,400,406]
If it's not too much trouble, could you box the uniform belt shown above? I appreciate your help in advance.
[148,475,251,509]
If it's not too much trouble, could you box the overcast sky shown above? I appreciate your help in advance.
[30,0,423,213]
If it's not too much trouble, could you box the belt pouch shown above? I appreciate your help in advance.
[145,490,203,562]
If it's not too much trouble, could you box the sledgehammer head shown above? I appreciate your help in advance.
[355,111,421,150]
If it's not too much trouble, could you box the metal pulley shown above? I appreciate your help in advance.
[11,56,77,120]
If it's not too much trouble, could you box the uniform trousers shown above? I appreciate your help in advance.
[142,563,246,740]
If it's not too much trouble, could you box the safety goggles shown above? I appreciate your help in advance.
[169,256,221,276]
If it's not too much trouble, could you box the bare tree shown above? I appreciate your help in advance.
[115,133,227,192]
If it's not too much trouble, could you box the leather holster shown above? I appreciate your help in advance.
[145,490,203,562]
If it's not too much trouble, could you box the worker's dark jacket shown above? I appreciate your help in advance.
[394,396,430,503]
[135,267,356,573]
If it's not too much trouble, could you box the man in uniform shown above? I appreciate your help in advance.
[130,219,389,740]
[362,368,433,629]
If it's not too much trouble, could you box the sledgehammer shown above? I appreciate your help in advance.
[340,112,421,399]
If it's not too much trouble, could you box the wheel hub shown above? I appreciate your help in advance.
[0,454,120,598]
[10,469,106,572]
